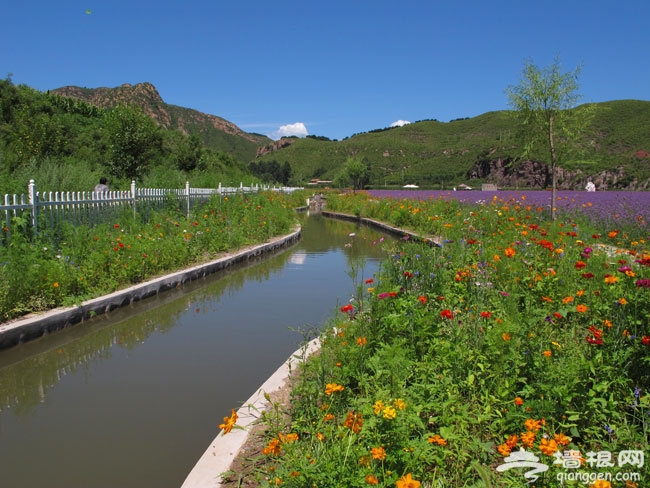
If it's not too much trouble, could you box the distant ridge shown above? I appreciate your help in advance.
[51,82,271,162]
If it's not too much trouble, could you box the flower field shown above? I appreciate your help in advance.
[0,191,304,322]
[231,190,649,487]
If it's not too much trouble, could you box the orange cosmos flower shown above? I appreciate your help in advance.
[219,409,238,434]
[542,350,552,357]
[502,333,511,341]
[343,411,364,433]
[539,437,559,456]
[604,275,619,285]
[524,418,543,432]
[325,383,344,395]
[396,473,421,488]
[357,336,367,346]
[418,295,427,304]
[514,397,524,406]
[428,434,447,446]
[504,247,516,258]
[365,474,379,485]
[554,433,571,446]
[576,304,588,313]
[520,431,536,448]
[592,480,612,488]
[497,443,512,456]
[608,230,619,239]
[262,437,282,456]
[371,446,386,460]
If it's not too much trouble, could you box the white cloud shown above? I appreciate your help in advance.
[270,122,309,140]
[390,119,411,127]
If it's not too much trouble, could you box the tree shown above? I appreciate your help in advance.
[505,56,591,220]
[103,104,162,180]
[342,157,369,192]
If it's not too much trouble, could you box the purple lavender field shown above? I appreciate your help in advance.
[366,189,650,230]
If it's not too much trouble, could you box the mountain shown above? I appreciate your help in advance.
[51,82,271,162]
[254,100,650,191]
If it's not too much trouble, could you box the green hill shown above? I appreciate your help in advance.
[256,100,650,190]
[51,82,271,163]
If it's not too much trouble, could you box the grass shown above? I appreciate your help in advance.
[222,191,650,487]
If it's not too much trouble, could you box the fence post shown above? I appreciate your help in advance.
[131,180,137,218]
[28,179,38,238]
[186,181,191,218]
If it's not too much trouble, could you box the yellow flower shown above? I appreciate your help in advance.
[393,398,407,410]
[382,405,397,420]
[396,473,421,488]
[604,275,619,285]
[373,400,385,415]
[218,409,238,434]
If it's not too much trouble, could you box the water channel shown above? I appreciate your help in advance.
[0,213,396,488]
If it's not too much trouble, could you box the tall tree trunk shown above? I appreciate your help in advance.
[548,114,557,221]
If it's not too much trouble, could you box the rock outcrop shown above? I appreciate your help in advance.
[467,158,648,191]
[256,137,297,158]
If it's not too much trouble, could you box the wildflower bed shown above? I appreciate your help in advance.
[0,191,304,322]
[224,191,649,488]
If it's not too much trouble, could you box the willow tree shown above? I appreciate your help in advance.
[506,57,590,220]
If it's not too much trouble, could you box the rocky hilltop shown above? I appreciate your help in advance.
[52,82,270,161]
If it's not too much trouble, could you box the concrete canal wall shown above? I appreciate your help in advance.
[0,227,301,351]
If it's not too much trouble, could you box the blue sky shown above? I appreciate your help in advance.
[3,1,648,141]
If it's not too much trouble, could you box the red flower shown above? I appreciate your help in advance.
[365,278,374,284]
[480,311,492,319]
[340,304,354,313]
[440,309,454,319]
[574,261,587,270]
[642,336,650,345]
[418,295,428,305]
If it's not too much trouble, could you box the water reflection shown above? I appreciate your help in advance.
[0,214,395,488]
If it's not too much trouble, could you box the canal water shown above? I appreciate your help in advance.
[0,214,395,488]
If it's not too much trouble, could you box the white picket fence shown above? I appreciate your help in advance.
[0,180,302,246]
